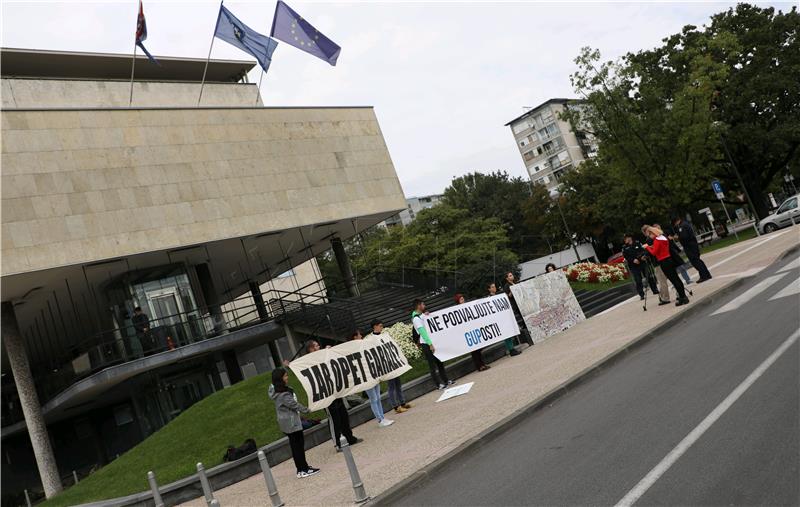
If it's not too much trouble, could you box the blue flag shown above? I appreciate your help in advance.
[214,5,279,73]
[270,0,341,66]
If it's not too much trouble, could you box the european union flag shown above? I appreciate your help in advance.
[214,5,279,73]
[270,0,341,66]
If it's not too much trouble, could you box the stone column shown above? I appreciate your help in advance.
[331,237,360,297]
[1,302,63,498]
[195,264,227,334]
[249,281,281,367]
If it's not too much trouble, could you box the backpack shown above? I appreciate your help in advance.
[223,438,257,462]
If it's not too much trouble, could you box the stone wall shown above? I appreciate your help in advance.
[1,106,406,276]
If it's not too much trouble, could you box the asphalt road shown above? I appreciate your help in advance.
[394,252,800,506]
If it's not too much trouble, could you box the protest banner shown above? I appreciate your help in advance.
[510,270,585,344]
[288,334,411,411]
[422,294,520,361]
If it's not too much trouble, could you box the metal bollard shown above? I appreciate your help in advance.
[73,470,79,485]
[24,489,32,507]
[339,437,369,504]
[196,462,218,506]
[147,471,165,507]
[257,451,284,507]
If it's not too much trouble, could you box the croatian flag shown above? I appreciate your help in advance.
[135,0,159,64]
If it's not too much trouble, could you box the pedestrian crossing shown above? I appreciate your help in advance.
[712,256,799,315]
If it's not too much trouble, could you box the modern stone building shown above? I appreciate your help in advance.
[1,47,405,501]
[506,98,598,192]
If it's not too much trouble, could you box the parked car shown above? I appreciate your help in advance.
[758,194,800,233]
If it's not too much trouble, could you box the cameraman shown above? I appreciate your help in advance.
[622,233,659,300]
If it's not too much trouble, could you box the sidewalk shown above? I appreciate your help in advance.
[180,228,799,507]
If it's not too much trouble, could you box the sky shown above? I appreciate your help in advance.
[1,0,794,197]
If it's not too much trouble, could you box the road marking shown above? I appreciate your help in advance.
[769,275,800,301]
[777,256,799,273]
[614,328,800,507]
[711,273,789,315]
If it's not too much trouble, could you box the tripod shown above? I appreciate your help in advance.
[640,258,659,312]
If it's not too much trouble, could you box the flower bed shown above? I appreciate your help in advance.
[564,262,629,284]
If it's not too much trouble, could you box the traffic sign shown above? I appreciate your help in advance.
[711,180,724,200]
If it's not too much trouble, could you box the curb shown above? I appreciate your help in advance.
[369,253,793,506]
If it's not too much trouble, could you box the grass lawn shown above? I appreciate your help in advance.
[42,373,326,507]
[700,226,758,254]
[569,278,632,292]
[43,357,433,507]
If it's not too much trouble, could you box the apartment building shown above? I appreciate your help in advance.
[380,193,444,227]
[506,98,598,192]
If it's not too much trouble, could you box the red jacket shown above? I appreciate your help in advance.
[645,235,671,261]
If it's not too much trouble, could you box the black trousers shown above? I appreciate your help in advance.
[327,398,355,448]
[286,430,309,473]
[471,350,486,370]
[631,266,658,297]
[659,258,687,300]
[420,343,449,385]
[687,252,712,279]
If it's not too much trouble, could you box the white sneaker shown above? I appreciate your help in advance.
[378,418,395,428]
[437,384,446,390]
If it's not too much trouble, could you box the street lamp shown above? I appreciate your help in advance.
[784,173,797,194]
[549,187,582,264]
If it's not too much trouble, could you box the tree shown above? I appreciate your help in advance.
[441,171,539,258]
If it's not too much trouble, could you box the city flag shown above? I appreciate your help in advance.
[270,0,341,66]
[135,0,159,65]
[214,5,279,73]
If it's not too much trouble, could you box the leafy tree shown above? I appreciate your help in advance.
[441,171,538,258]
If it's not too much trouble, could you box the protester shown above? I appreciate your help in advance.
[662,225,693,285]
[371,319,412,414]
[268,368,320,478]
[350,329,394,427]
[642,224,671,306]
[488,282,521,356]
[412,299,454,389]
[545,263,558,273]
[503,271,532,346]
[644,225,690,306]
[673,216,712,282]
[454,294,490,372]
[621,233,659,300]
[300,340,362,451]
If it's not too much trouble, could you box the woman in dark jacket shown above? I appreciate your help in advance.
[269,368,320,478]
[454,294,489,371]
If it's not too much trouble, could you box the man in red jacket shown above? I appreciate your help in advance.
[644,226,690,306]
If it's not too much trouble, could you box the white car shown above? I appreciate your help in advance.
[758,194,800,233]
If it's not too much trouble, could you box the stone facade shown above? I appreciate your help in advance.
[1,106,405,276]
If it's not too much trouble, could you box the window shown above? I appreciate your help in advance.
[558,151,571,163]
[541,109,554,123]
[519,139,527,147]
[535,177,545,185]
[114,405,134,426]
[777,197,797,214]
[523,150,535,161]
[277,269,295,278]
[512,121,530,135]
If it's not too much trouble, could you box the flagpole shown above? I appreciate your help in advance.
[128,1,140,107]
[198,0,224,107]
[254,68,265,106]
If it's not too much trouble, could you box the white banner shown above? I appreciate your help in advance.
[422,294,520,362]
[288,333,411,411]
[510,271,585,344]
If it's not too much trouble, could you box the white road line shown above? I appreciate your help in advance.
[769,275,800,301]
[614,328,800,507]
[711,273,789,316]
[777,256,800,273]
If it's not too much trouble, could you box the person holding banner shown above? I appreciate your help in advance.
[489,282,521,357]
[412,299,454,390]
[350,330,395,428]
[268,368,320,478]
[371,320,412,414]
[504,271,533,347]
[454,294,490,372]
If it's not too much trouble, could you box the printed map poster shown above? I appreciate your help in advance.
[510,271,585,344]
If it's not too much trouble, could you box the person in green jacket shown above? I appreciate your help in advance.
[412,298,454,390]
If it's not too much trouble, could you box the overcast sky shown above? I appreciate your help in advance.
[1,1,793,196]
